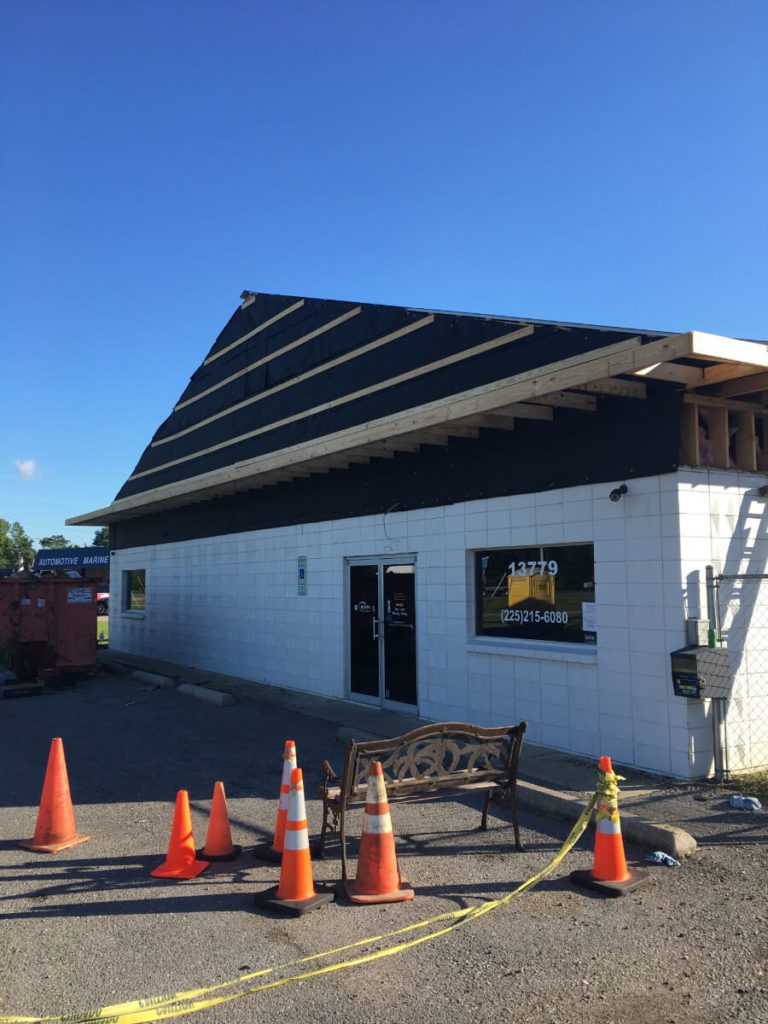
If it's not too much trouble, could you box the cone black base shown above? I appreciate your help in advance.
[251,842,282,863]
[197,844,242,862]
[570,867,651,896]
[342,877,414,904]
[253,883,335,917]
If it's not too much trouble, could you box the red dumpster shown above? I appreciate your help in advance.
[0,577,97,680]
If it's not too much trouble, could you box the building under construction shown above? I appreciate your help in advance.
[69,291,768,778]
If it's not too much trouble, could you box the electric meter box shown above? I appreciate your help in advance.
[670,646,733,699]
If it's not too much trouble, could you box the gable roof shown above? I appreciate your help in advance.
[68,291,768,526]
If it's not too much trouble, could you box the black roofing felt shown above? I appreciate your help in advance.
[116,292,664,502]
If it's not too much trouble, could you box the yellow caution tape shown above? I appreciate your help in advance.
[594,763,624,825]
[0,791,597,1024]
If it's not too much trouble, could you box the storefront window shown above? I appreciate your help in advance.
[475,544,595,644]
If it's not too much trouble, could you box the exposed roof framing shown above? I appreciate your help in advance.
[68,287,768,527]
[578,378,647,399]
[708,370,768,399]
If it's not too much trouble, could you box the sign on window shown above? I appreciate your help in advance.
[475,544,595,644]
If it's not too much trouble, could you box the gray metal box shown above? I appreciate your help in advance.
[670,646,733,699]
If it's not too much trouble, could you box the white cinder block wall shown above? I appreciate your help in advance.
[676,469,768,773]
[109,470,768,778]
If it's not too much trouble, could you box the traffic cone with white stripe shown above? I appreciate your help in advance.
[253,740,297,862]
[253,768,334,916]
[570,756,650,896]
[345,760,414,904]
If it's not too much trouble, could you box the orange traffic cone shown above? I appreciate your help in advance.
[151,790,209,879]
[570,756,650,896]
[344,760,414,904]
[254,768,334,916]
[253,740,297,862]
[199,781,241,861]
[20,738,89,854]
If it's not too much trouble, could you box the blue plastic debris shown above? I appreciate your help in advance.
[729,794,762,811]
[645,851,681,867]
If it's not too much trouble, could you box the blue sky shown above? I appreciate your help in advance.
[1,1,766,544]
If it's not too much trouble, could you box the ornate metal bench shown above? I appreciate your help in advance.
[317,721,527,880]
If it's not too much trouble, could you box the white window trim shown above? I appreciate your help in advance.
[466,637,597,664]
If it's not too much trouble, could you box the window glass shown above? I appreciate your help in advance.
[123,569,146,611]
[475,544,595,644]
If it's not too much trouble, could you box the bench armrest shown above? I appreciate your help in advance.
[319,758,340,791]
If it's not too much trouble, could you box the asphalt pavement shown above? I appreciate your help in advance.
[0,672,766,1024]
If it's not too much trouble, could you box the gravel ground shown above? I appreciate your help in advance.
[1,673,766,1024]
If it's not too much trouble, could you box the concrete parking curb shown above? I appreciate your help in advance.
[131,670,177,688]
[177,682,236,706]
[517,780,698,860]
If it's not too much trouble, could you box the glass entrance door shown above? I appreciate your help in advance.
[349,560,417,709]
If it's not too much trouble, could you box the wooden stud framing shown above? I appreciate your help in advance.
[680,402,699,466]
[705,406,730,468]
[735,412,757,472]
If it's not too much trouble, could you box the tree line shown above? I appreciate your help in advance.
[0,521,109,570]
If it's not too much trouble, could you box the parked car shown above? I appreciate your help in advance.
[96,592,109,615]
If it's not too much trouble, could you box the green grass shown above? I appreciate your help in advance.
[722,769,768,802]
[97,615,109,647]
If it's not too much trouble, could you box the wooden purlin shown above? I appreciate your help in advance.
[176,305,363,411]
[67,331,686,523]
[203,299,305,364]
[67,329,768,526]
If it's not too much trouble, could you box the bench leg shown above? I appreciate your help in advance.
[510,784,525,852]
[316,802,329,860]
[479,790,491,831]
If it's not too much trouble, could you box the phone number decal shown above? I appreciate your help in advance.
[501,608,569,625]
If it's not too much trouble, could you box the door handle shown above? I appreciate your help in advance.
[372,617,379,640]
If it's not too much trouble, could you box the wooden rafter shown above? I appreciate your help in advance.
[528,391,597,411]
[454,413,517,431]
[709,370,768,399]
[578,378,647,399]
[633,362,705,386]
[702,362,768,386]
[69,330,768,525]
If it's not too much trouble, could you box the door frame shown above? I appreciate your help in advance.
[344,554,418,712]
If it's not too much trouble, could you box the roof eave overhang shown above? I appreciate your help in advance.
[67,330,768,527]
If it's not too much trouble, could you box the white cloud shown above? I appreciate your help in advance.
[14,459,37,479]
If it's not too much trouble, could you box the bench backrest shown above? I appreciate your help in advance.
[342,721,527,802]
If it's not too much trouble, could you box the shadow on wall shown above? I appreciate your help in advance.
[713,488,768,771]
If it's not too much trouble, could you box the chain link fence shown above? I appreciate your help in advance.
[715,572,768,773]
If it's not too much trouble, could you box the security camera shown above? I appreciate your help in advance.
[609,484,628,503]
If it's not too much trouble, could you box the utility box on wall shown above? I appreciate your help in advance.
[670,646,733,699]
[0,577,97,680]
